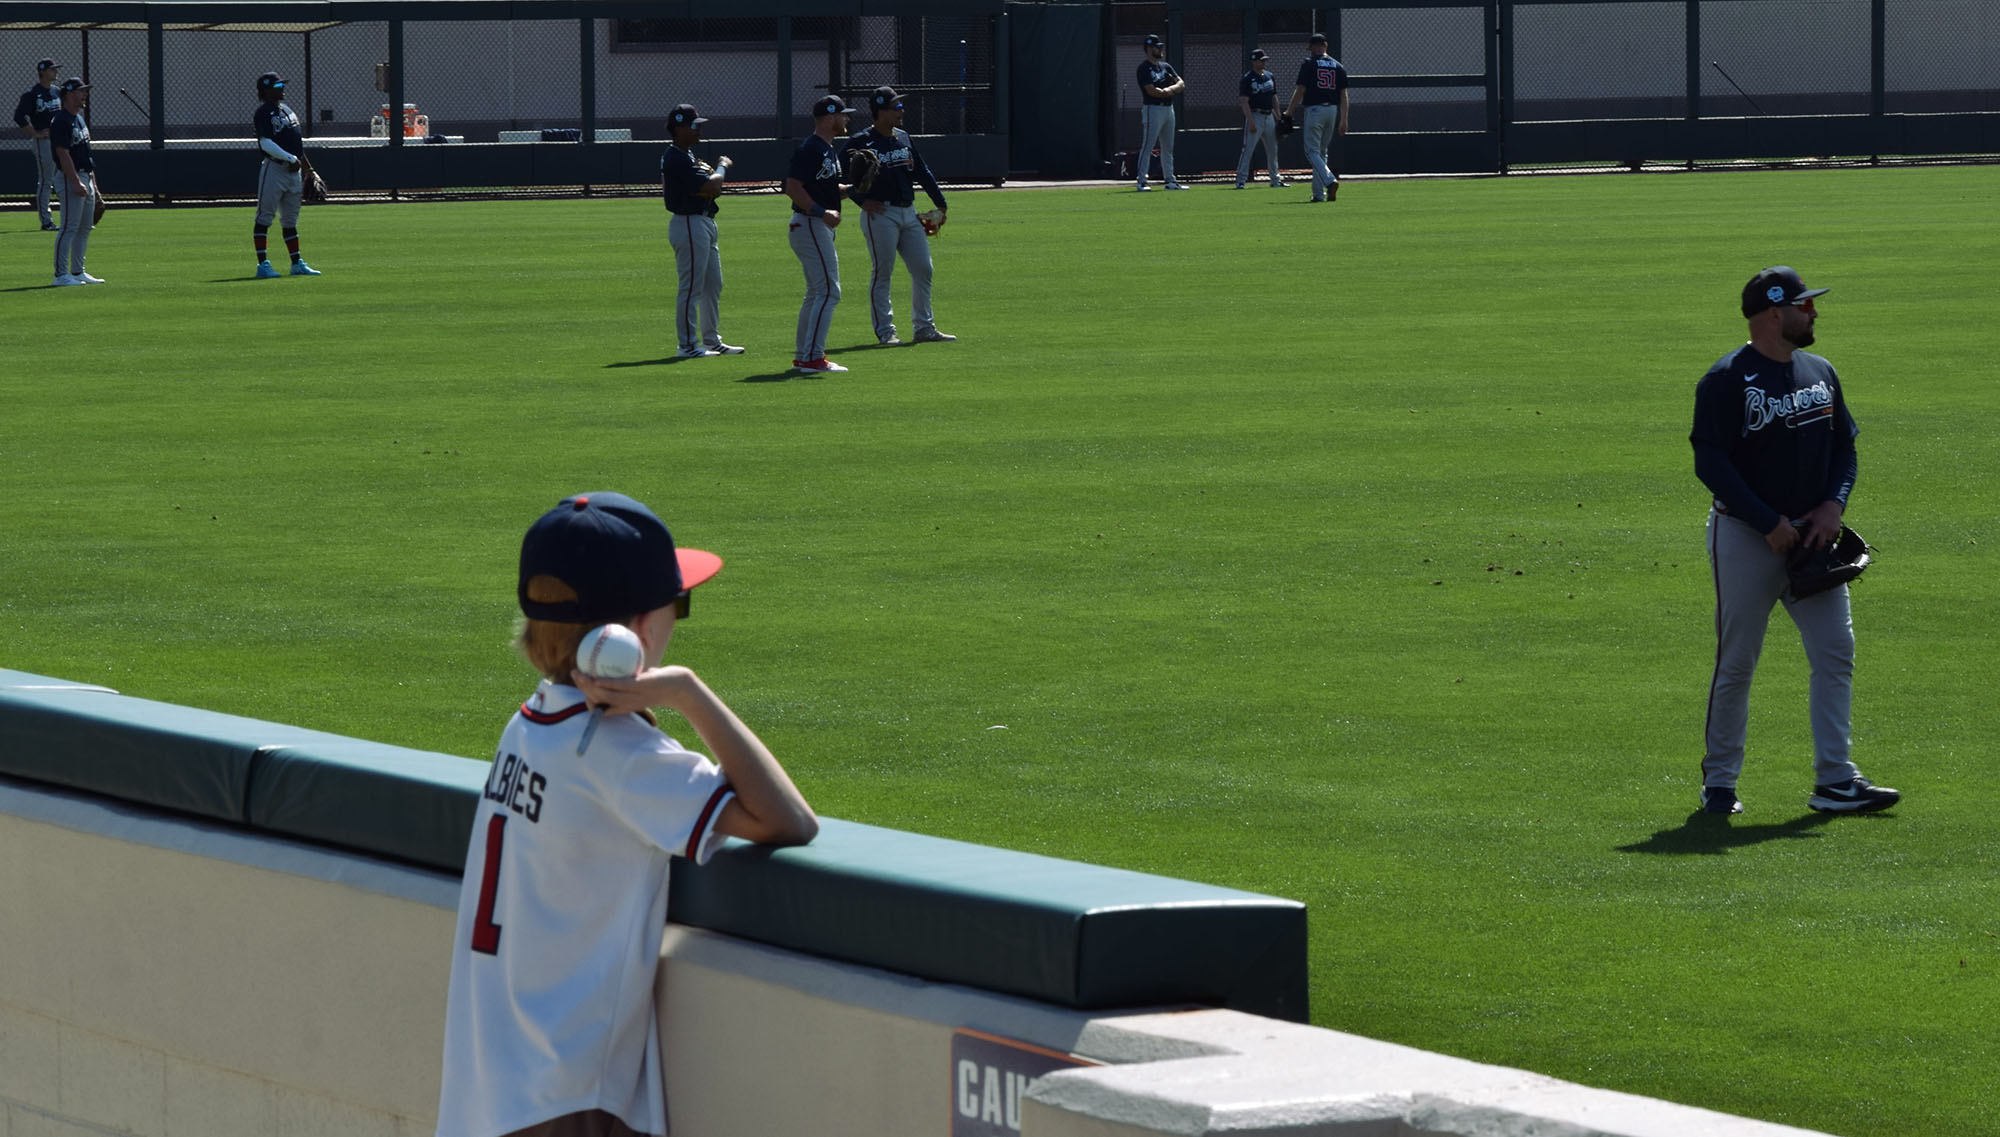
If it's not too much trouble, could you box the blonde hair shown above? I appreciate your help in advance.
[515,575,599,682]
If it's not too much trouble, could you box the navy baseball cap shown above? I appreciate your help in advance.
[518,492,722,624]
[668,103,708,129]
[1249,49,1270,61]
[869,86,903,111]
[1144,34,1165,48]
[1308,32,1329,44]
[256,71,285,92]
[1741,266,1829,317]
[37,58,58,72]
[812,95,852,118]
[58,76,88,92]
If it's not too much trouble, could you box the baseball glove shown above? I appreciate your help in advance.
[917,209,943,237]
[1786,524,1871,599]
[303,171,330,203]
[847,147,880,194]
[92,192,107,225]
[1277,112,1297,138]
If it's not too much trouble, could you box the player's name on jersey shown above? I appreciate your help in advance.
[484,751,547,822]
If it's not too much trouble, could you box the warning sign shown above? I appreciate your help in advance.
[949,1029,1096,1136]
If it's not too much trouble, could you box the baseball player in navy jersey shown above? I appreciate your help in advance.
[785,95,852,375]
[1134,34,1187,192]
[436,491,816,1137]
[1690,267,1899,816]
[47,77,99,286]
[1282,34,1349,203]
[848,86,956,347]
[251,72,321,278]
[13,58,62,230]
[1234,50,1286,190]
[661,103,743,359]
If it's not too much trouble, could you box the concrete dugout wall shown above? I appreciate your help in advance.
[1,669,1834,1137]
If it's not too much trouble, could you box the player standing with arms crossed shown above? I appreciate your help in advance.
[436,490,817,1137]
[1689,267,1899,816]
[48,77,99,286]
[847,86,956,347]
[1234,50,1285,190]
[786,94,853,375]
[1133,34,1186,192]
[251,71,322,278]
[1282,33,1348,203]
[13,58,62,230]
[661,103,742,359]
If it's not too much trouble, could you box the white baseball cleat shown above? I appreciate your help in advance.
[705,342,745,355]
[77,271,105,284]
[792,358,848,374]
[913,328,956,343]
[676,347,710,359]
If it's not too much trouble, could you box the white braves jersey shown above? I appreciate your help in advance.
[436,680,735,1137]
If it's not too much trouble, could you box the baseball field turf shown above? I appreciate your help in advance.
[4,163,1997,1135]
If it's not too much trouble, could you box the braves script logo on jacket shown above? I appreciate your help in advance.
[1743,380,1835,433]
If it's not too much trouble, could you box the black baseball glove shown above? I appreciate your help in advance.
[847,147,881,194]
[1787,524,1871,598]
[303,171,330,203]
[1277,112,1297,138]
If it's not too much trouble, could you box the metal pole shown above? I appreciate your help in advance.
[777,16,793,139]
[1869,0,1885,162]
[1489,2,1506,173]
[303,30,314,138]
[388,20,404,150]
[1684,0,1698,167]
[580,18,596,143]
[147,21,164,149]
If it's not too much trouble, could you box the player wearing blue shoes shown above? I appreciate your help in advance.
[252,72,321,278]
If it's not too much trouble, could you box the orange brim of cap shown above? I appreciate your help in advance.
[677,548,723,590]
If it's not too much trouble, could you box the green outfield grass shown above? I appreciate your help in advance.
[4,166,1998,1134]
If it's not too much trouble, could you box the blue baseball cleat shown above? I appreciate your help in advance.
[255,261,281,279]
[290,260,322,276]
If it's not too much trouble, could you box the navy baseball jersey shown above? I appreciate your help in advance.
[844,127,946,211]
[1240,69,1278,111]
[48,108,91,171]
[254,99,304,158]
[1297,55,1348,105]
[661,145,718,217]
[788,135,843,212]
[1691,345,1858,535]
[13,83,58,131]
[1137,59,1181,107]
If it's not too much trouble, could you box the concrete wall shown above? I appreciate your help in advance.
[1,774,1839,1137]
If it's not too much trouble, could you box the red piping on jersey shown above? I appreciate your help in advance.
[686,783,733,860]
[520,701,590,724]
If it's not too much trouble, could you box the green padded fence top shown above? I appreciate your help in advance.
[0,668,1308,1019]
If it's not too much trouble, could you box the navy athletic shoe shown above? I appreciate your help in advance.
[1700,786,1744,815]
[1808,776,1900,813]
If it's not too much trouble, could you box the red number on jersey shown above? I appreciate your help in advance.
[1317,69,1338,90]
[470,814,505,954]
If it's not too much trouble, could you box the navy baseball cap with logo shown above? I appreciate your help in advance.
[668,103,708,129]
[869,86,902,111]
[1144,34,1165,48]
[1249,49,1270,61]
[37,58,58,73]
[58,76,88,92]
[812,94,851,118]
[256,71,285,93]
[1741,265,1829,318]
[518,492,722,624]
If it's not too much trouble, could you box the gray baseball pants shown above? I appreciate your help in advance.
[54,173,93,277]
[1703,509,1859,789]
[1136,105,1177,188]
[788,212,840,363]
[1303,105,1340,200]
[255,158,303,229]
[1236,112,1282,187]
[33,137,58,226]
[667,213,725,352]
[860,204,936,342]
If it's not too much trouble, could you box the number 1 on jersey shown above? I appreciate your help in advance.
[470,814,506,954]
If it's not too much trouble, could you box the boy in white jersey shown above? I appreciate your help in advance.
[436,491,817,1137]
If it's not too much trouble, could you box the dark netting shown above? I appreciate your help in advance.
[1511,2,1684,122]
[1884,0,1998,115]
[840,14,999,136]
[1700,0,1870,118]
[1344,6,1487,133]
[401,20,579,142]
[66,28,150,142]
[160,27,304,146]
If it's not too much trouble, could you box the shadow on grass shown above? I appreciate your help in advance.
[1616,810,1855,855]
[736,369,826,384]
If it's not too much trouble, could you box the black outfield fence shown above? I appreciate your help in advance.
[2,0,1995,200]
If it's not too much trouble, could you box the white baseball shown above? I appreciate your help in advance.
[577,623,644,678]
